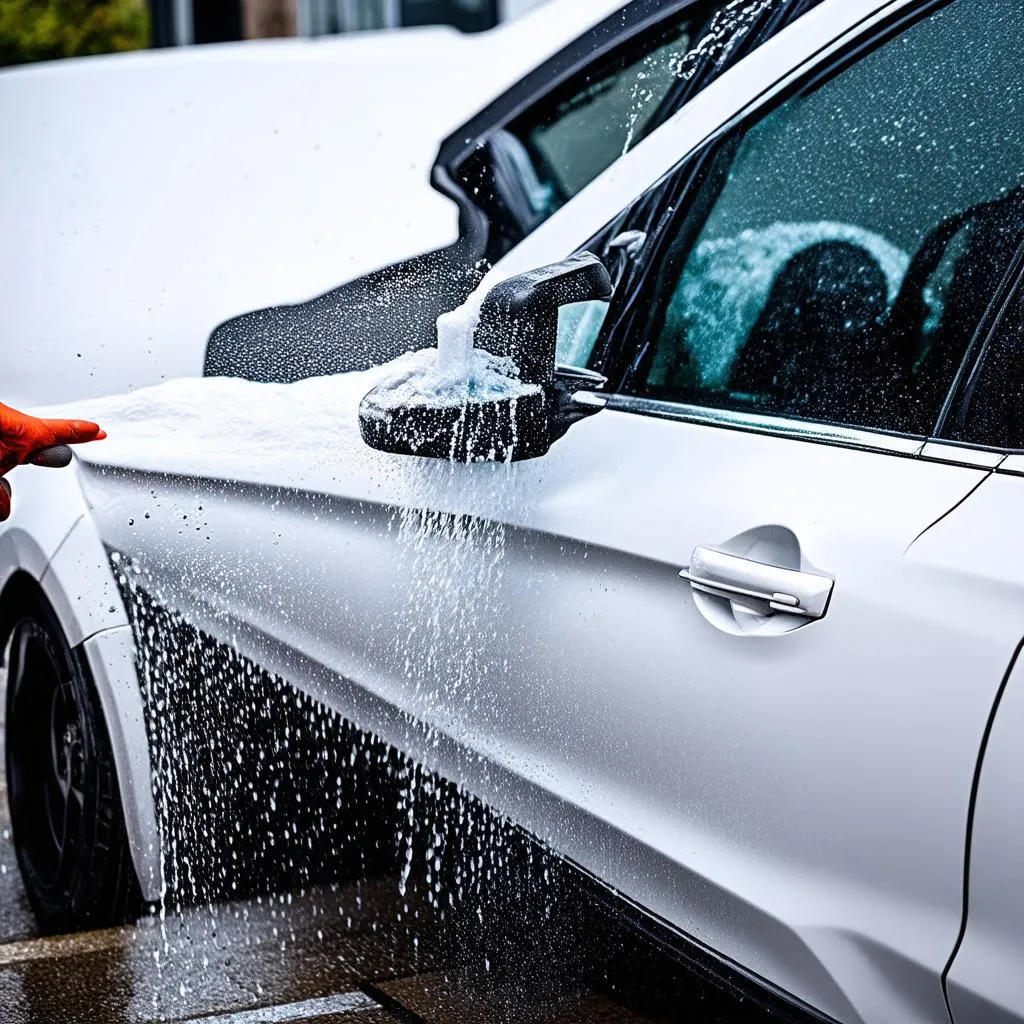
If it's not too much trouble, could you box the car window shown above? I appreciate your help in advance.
[509,27,690,210]
[625,0,1024,438]
[465,13,697,244]
[942,281,1024,451]
[455,0,818,256]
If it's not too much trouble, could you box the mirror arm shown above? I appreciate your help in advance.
[474,252,612,386]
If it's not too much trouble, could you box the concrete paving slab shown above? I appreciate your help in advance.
[375,967,656,1024]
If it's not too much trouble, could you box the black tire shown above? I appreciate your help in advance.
[4,604,142,933]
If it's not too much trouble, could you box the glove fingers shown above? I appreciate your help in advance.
[30,445,74,469]
[38,418,106,445]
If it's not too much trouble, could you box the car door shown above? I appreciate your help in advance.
[68,0,1021,1020]
[919,280,1024,1024]
[364,1,1024,1020]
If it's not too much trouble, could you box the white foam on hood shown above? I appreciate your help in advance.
[35,368,380,482]
[33,342,535,487]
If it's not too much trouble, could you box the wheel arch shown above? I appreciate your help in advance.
[0,565,163,905]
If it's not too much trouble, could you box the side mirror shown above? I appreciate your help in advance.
[359,252,612,463]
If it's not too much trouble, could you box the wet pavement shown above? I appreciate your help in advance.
[0,836,662,1024]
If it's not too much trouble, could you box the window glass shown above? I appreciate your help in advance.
[518,31,690,205]
[633,0,1024,437]
[500,21,694,226]
[945,286,1024,450]
[482,0,798,233]
[556,300,611,368]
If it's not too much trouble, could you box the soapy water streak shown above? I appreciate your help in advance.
[110,547,570,1017]
[387,453,536,900]
[623,0,778,153]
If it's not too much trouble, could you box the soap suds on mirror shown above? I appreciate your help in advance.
[360,349,540,424]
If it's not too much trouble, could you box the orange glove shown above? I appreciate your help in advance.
[0,402,106,522]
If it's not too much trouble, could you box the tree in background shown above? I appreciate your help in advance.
[0,0,149,67]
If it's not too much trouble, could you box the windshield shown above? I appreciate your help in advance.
[514,24,693,209]
[455,0,818,257]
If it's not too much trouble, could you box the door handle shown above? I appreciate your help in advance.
[679,546,834,620]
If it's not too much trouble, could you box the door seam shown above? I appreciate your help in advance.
[902,470,993,556]
[939,633,1024,1023]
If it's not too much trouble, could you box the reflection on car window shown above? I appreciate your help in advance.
[633,0,1024,437]
[556,300,611,368]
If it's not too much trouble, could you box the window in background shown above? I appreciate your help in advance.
[401,0,497,32]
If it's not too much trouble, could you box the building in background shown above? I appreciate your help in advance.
[150,0,550,46]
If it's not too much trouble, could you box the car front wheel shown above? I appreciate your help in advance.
[4,604,141,933]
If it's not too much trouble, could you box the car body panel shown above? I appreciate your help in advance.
[0,462,94,586]
[65,373,996,1023]
[932,471,1024,1024]
[83,626,162,903]
[42,511,129,647]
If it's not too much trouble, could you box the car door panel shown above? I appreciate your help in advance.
[69,1,1024,1021]
[80,402,992,1024]
[913,473,1024,1024]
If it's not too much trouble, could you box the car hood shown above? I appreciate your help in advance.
[0,0,627,408]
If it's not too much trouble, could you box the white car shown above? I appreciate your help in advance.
[4,0,1024,1022]
[0,0,822,932]
[0,0,630,408]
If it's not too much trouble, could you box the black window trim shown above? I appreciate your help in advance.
[933,241,1024,456]
[581,0,1023,467]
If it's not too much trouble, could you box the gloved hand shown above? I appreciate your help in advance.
[0,402,106,522]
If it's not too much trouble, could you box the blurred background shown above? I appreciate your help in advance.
[0,0,552,67]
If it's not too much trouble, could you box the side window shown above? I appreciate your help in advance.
[943,284,1024,451]
[629,0,1024,437]
[503,24,690,212]
[455,0,811,254]
[461,15,697,245]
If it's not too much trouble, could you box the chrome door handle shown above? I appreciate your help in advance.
[680,546,834,620]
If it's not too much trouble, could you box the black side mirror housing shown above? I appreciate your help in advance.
[359,252,612,463]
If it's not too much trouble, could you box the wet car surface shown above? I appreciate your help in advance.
[0,656,795,1024]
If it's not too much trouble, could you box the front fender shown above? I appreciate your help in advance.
[0,465,161,903]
